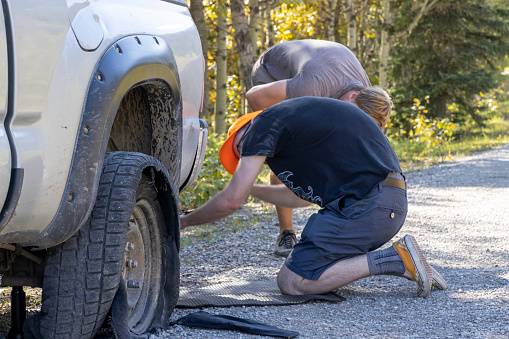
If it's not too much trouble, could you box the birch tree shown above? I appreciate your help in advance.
[333,0,342,42]
[248,0,261,56]
[378,0,391,88]
[230,0,256,102]
[262,0,275,49]
[327,0,338,41]
[215,1,228,134]
[343,0,357,53]
[190,0,210,119]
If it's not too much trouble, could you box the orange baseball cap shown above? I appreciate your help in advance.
[219,110,262,174]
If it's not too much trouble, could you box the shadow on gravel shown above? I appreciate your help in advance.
[344,264,508,297]
[418,265,508,292]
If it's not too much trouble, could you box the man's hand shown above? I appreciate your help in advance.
[245,80,287,111]
[179,155,266,228]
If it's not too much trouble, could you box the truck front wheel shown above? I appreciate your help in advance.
[120,172,179,335]
[25,152,180,339]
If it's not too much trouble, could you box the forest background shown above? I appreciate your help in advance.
[180,0,509,209]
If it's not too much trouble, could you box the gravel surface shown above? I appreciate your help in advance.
[2,144,508,339]
[163,143,509,338]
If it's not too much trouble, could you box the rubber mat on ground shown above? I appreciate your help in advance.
[176,280,345,308]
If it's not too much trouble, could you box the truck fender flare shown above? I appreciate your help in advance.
[25,35,182,249]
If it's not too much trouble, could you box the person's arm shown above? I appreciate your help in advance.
[245,80,287,111]
[250,184,313,208]
[180,155,266,228]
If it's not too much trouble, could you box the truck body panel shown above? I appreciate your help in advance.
[0,0,204,245]
[0,3,10,211]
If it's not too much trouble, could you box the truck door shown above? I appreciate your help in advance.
[0,2,12,212]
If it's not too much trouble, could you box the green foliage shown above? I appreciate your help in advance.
[388,99,509,171]
[390,0,509,124]
[179,133,231,210]
[187,0,509,211]
[387,95,457,168]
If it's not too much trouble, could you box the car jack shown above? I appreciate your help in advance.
[7,286,26,339]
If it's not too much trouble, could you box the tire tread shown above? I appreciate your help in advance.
[38,153,153,338]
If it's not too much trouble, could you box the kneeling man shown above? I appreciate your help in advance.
[180,97,447,298]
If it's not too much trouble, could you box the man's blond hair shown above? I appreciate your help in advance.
[352,86,393,129]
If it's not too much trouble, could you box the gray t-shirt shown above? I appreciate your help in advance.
[253,40,371,99]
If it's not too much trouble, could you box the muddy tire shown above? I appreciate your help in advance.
[31,152,179,339]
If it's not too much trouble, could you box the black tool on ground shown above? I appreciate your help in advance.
[172,311,299,338]
[7,286,26,339]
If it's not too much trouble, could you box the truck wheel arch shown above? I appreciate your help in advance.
[26,35,182,249]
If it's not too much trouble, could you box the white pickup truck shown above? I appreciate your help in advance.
[0,0,207,337]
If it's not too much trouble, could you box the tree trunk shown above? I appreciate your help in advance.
[327,0,338,41]
[392,0,439,41]
[358,0,366,65]
[215,1,228,134]
[230,0,256,94]
[434,94,448,119]
[333,0,342,42]
[262,0,275,49]
[239,59,247,115]
[189,0,210,120]
[378,0,390,89]
[248,0,260,56]
[343,0,357,54]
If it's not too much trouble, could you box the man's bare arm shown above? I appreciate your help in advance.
[245,80,287,111]
[251,184,312,208]
[180,156,266,228]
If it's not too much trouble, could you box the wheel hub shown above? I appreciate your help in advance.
[123,217,145,311]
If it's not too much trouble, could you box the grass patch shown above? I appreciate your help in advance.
[393,116,509,172]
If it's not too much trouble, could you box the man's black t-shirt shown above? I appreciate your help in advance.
[241,97,402,207]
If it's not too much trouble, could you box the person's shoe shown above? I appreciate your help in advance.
[430,266,448,290]
[392,235,433,297]
[274,230,297,257]
[401,265,448,290]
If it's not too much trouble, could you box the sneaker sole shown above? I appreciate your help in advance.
[431,266,448,290]
[274,249,292,258]
[403,265,449,290]
[404,235,433,298]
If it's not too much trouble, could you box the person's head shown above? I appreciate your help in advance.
[219,110,262,174]
[232,122,252,159]
[339,86,393,129]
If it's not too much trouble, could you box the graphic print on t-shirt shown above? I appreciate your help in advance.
[278,171,323,206]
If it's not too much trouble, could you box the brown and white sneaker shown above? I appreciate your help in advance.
[429,267,448,290]
[392,235,433,297]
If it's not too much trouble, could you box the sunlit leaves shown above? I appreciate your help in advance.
[272,3,318,42]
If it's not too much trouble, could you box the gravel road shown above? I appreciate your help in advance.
[161,142,509,339]
[4,143,505,339]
